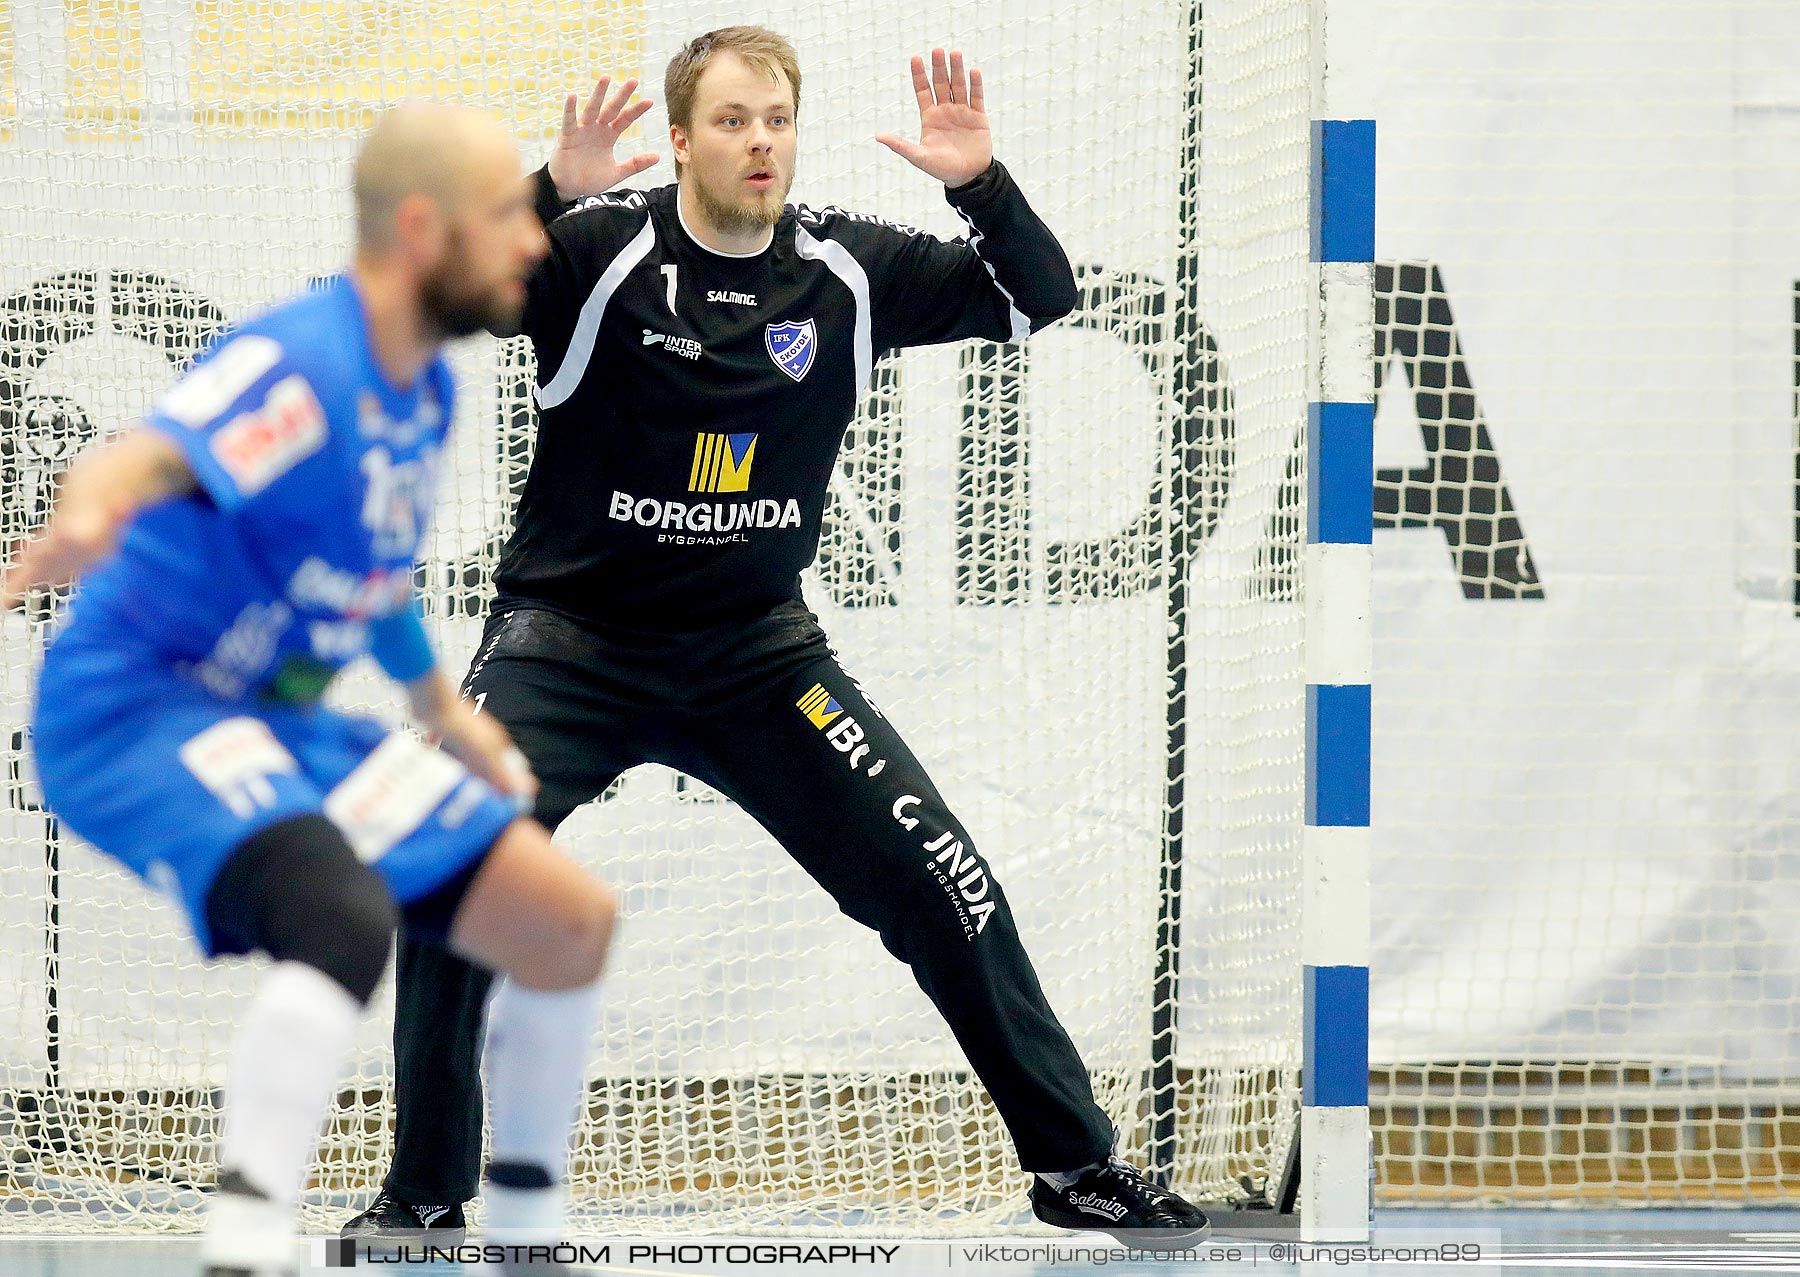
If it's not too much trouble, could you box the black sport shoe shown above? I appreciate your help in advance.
[339,1189,468,1251]
[1031,1158,1212,1250]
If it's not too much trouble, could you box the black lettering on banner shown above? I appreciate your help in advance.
[1050,263,1232,602]
[955,263,1233,605]
[1255,261,1545,601]
[1372,261,1543,598]
[1,260,1560,651]
[1,269,225,573]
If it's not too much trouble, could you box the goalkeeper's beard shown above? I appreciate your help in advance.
[690,165,792,238]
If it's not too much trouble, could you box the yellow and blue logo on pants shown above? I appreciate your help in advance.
[796,682,842,729]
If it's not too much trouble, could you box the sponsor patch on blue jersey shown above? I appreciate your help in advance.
[764,319,817,383]
[71,277,452,695]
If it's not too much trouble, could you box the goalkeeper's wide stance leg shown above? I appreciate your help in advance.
[695,652,1212,1250]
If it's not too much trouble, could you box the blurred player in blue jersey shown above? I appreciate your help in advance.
[5,102,613,1277]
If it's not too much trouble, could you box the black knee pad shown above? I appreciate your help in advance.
[205,813,399,1005]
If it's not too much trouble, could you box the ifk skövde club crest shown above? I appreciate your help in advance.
[764,319,817,382]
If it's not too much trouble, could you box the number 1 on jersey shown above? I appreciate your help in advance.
[661,264,678,312]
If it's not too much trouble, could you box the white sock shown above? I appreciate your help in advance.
[481,977,601,1242]
[199,1188,294,1271]
[1038,1157,1109,1190]
[483,1179,567,1243]
[202,961,361,1267]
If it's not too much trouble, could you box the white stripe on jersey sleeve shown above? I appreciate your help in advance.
[537,217,658,409]
[794,225,872,395]
[951,206,1032,341]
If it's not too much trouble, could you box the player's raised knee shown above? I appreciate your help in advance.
[206,814,399,1007]
[513,846,614,988]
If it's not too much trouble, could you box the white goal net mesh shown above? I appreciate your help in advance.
[0,0,1311,1234]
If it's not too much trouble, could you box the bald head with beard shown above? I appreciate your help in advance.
[353,102,545,337]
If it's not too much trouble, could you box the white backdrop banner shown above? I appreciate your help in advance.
[1334,0,1800,1075]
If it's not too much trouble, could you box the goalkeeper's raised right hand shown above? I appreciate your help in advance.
[546,75,661,202]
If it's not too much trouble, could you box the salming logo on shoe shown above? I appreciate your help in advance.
[414,1205,456,1227]
[1067,1192,1130,1222]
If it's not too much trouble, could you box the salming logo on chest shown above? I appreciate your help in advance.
[537,217,873,409]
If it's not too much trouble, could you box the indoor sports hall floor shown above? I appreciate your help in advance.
[6,1209,1800,1275]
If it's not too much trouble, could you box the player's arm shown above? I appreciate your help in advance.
[1,428,196,608]
[9,335,346,609]
[870,49,1079,347]
[363,361,534,806]
[368,601,539,808]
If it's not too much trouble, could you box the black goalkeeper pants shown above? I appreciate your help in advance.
[381,601,1114,1204]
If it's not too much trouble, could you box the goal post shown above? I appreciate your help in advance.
[0,0,1332,1236]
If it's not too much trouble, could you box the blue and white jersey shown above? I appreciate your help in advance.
[73,276,453,700]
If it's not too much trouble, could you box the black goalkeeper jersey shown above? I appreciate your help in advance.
[493,160,1077,630]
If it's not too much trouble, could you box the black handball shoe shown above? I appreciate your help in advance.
[338,1188,468,1251]
[1031,1157,1212,1250]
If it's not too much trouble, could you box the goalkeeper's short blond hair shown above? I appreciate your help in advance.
[664,25,801,159]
